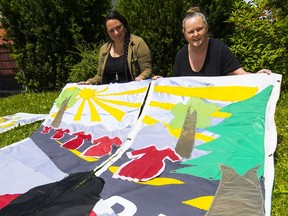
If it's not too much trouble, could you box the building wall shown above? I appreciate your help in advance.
[0,28,23,93]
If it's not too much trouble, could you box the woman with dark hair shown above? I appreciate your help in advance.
[78,10,152,85]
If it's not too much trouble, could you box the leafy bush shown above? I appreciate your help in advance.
[227,0,288,90]
[116,0,191,77]
[0,0,112,91]
[68,42,101,83]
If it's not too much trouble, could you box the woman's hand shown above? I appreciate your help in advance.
[77,81,91,85]
[135,75,146,81]
[152,75,163,80]
[256,69,272,75]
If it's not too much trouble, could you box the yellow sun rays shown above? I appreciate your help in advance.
[74,87,146,122]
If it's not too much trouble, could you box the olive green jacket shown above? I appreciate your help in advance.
[88,34,152,84]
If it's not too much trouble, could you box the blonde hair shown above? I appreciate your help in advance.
[182,7,208,33]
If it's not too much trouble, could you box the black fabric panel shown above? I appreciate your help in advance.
[0,171,104,216]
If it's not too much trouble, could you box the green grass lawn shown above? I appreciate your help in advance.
[0,91,60,146]
[0,90,287,215]
[271,92,288,215]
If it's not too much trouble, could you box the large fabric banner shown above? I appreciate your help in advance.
[0,74,281,216]
[96,74,281,215]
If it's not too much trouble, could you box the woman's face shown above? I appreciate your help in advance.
[106,19,126,43]
[183,15,208,48]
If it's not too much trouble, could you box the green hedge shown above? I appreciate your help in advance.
[0,0,112,91]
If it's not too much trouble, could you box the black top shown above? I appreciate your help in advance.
[104,53,132,83]
[173,38,241,76]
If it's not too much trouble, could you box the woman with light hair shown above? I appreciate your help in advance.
[172,7,271,76]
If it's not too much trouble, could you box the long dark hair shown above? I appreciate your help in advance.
[104,10,130,35]
[104,10,131,79]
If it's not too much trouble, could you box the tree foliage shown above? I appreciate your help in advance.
[116,0,191,77]
[268,0,288,16]
[227,0,288,90]
[68,42,100,83]
[267,0,288,52]
[0,0,112,91]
